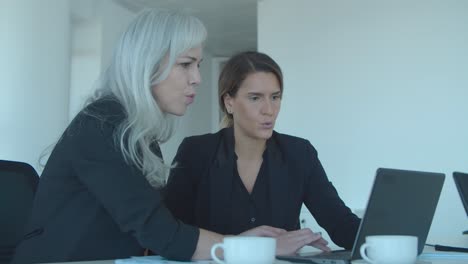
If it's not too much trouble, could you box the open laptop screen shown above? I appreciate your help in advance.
[278,168,445,264]
[453,172,468,217]
[350,168,445,259]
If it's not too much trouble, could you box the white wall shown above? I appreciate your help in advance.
[69,21,102,120]
[69,0,136,120]
[99,0,136,68]
[0,0,71,171]
[259,0,468,248]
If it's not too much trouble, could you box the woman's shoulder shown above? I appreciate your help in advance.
[49,98,125,161]
[271,131,318,155]
[183,128,225,144]
[176,129,227,160]
[66,97,125,139]
[81,97,125,125]
[272,130,311,145]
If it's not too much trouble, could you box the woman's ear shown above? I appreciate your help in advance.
[224,94,233,114]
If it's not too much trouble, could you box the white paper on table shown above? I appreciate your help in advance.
[419,251,468,260]
[115,256,292,264]
[115,255,214,264]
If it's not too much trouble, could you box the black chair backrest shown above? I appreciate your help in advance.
[0,160,39,264]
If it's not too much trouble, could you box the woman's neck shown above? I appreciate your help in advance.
[233,129,266,161]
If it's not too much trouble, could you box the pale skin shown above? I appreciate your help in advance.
[223,72,332,253]
[152,49,328,259]
[151,46,203,116]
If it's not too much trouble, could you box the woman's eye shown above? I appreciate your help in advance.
[180,62,191,68]
[272,95,281,101]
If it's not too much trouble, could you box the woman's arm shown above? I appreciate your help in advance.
[70,116,199,260]
[192,226,326,259]
[164,138,201,224]
[192,226,287,259]
[302,141,360,249]
[191,229,224,260]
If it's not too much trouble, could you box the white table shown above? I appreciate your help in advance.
[46,257,468,264]
[44,247,468,264]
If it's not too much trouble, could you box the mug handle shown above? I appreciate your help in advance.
[210,242,225,264]
[360,243,375,264]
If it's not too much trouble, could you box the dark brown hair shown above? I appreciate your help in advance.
[218,51,283,127]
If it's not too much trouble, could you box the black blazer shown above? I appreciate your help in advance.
[164,127,360,249]
[12,99,198,263]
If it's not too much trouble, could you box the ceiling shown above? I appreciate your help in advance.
[113,0,258,57]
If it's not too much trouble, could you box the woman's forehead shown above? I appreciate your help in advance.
[238,72,281,93]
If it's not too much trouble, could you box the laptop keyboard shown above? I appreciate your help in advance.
[304,249,351,259]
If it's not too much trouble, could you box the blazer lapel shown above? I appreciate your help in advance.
[266,135,289,228]
[208,128,235,233]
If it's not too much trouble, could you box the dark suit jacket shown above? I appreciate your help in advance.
[164,127,360,249]
[12,98,198,263]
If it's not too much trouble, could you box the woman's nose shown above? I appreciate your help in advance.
[190,67,201,86]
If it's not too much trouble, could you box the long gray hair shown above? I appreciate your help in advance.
[89,9,207,187]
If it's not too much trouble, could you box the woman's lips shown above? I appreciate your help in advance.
[261,122,274,129]
[186,94,195,105]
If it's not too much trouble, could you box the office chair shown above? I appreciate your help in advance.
[0,160,39,264]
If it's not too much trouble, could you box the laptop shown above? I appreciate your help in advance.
[278,168,445,264]
[453,172,468,234]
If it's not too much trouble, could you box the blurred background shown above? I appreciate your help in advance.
[1,0,467,251]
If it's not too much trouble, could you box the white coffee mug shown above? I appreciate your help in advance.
[359,235,418,264]
[210,236,276,264]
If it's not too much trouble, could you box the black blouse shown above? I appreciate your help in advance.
[165,127,360,249]
[228,152,272,234]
